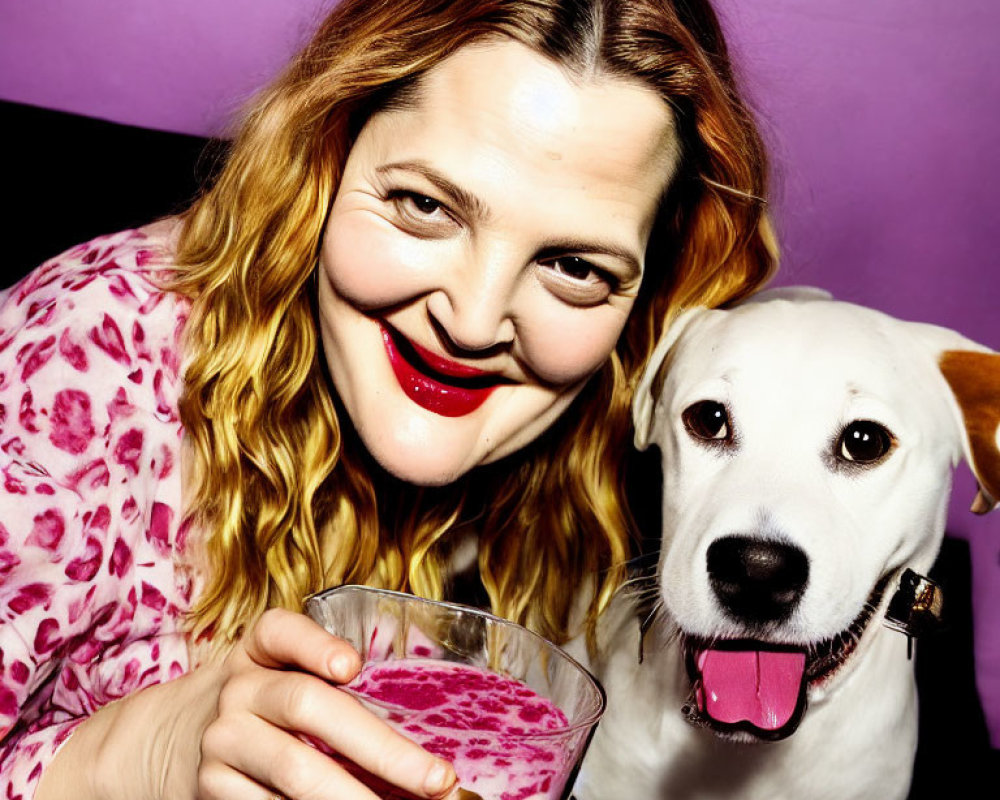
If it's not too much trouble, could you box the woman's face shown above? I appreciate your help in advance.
[318,39,678,485]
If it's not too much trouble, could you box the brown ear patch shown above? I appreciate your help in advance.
[940,351,1000,513]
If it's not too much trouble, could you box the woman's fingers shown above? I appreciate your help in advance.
[208,608,459,799]
[218,666,457,799]
[201,711,383,800]
[195,757,317,800]
[238,607,362,683]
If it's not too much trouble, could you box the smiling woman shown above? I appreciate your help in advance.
[0,1,775,799]
[318,41,677,484]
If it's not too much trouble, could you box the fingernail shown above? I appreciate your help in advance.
[327,654,347,678]
[327,653,357,681]
[424,760,456,797]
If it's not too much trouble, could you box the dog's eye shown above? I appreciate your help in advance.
[683,401,730,442]
[838,421,893,464]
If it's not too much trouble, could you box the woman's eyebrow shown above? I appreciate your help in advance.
[376,160,492,223]
[377,160,642,276]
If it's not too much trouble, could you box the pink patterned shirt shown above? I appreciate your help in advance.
[0,227,194,799]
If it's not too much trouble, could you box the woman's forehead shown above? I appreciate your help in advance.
[358,40,679,228]
[413,39,677,166]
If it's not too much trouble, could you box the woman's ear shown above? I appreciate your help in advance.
[632,306,707,451]
[940,350,1000,514]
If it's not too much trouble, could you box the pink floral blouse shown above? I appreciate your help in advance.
[0,227,194,799]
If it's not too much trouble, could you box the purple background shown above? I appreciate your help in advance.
[2,0,998,742]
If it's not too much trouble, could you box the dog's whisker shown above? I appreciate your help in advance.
[620,573,656,590]
[622,575,657,593]
[637,598,683,660]
[639,599,662,633]
[595,550,659,581]
[626,549,659,567]
[652,602,684,646]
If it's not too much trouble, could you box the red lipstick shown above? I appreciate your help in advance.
[380,324,503,417]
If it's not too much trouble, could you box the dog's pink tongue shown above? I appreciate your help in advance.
[695,648,806,731]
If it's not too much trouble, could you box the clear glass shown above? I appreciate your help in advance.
[305,585,604,800]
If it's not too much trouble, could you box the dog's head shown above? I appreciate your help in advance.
[632,289,998,741]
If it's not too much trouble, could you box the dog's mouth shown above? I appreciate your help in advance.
[681,572,892,741]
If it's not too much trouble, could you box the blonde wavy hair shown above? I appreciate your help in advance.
[172,0,777,648]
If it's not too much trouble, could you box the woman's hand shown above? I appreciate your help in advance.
[197,608,459,799]
[36,608,459,800]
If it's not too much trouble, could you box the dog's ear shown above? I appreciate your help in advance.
[633,307,707,450]
[939,349,1000,514]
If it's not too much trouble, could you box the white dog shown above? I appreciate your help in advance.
[572,290,999,800]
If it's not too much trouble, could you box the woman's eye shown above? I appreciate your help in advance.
[404,193,442,215]
[387,190,449,220]
[537,256,617,306]
[837,421,894,464]
[552,256,602,282]
[683,401,731,443]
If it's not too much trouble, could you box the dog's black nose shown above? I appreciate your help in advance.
[707,536,809,624]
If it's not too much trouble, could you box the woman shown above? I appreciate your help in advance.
[0,0,775,798]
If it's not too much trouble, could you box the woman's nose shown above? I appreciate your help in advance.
[424,245,519,354]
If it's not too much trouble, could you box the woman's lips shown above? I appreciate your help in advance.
[379,324,505,417]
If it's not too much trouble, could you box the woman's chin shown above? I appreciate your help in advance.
[359,426,485,487]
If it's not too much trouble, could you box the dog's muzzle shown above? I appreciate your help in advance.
[675,569,902,742]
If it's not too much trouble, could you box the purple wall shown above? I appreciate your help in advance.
[2,0,998,743]
[0,0,333,136]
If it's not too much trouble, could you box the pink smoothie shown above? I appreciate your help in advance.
[348,659,575,800]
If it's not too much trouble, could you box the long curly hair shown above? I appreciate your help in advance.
[172,0,777,648]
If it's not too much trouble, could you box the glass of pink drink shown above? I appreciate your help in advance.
[305,586,605,800]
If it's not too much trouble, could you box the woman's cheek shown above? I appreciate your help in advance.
[321,211,447,310]
[518,303,632,385]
